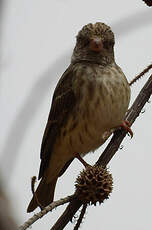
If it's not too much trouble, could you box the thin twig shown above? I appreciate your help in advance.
[31,176,44,210]
[129,64,152,86]
[73,204,87,230]
[18,195,74,230]
[50,74,152,230]
[31,176,36,193]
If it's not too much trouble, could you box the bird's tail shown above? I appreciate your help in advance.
[27,177,57,213]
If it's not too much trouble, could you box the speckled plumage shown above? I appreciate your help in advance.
[63,62,130,156]
[27,22,130,212]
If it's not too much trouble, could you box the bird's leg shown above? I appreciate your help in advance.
[120,120,133,138]
[75,153,91,168]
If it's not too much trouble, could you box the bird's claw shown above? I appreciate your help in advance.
[120,120,133,138]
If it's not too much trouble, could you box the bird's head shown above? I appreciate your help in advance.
[72,22,115,66]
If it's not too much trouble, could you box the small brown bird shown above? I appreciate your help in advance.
[27,22,131,212]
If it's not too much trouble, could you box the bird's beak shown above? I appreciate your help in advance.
[89,37,103,52]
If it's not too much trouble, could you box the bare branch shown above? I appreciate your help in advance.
[18,195,74,230]
[73,204,87,230]
[50,198,82,230]
[129,63,152,86]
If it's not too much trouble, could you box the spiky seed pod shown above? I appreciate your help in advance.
[75,165,113,205]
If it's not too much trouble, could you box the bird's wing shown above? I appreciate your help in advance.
[38,64,77,179]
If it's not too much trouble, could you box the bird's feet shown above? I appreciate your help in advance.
[75,153,91,168]
[120,120,133,138]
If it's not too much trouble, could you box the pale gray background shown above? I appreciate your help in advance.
[0,0,152,229]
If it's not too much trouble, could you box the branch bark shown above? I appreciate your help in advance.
[73,204,87,230]
[18,195,74,230]
[50,74,152,230]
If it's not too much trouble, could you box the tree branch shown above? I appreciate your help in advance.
[129,63,152,86]
[50,74,152,230]
[73,204,87,230]
[18,195,74,230]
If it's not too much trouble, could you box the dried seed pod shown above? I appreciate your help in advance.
[75,165,113,205]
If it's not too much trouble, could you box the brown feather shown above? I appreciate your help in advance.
[38,65,77,179]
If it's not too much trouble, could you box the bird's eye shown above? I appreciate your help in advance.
[103,40,114,49]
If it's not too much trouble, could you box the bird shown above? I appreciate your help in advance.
[27,22,132,212]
